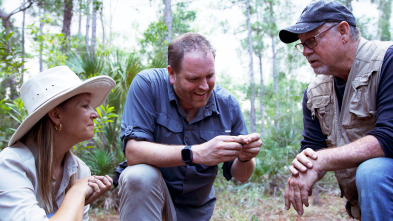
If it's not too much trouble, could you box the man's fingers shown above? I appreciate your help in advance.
[242,139,263,149]
[296,153,314,169]
[293,183,303,215]
[301,185,310,208]
[292,158,308,172]
[222,141,243,151]
[217,135,245,143]
[303,148,318,160]
[284,185,291,210]
[289,165,299,176]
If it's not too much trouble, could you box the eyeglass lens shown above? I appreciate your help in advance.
[296,38,318,52]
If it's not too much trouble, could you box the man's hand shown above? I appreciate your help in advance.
[193,135,245,166]
[237,133,262,161]
[284,152,326,216]
[284,168,320,215]
[289,148,318,176]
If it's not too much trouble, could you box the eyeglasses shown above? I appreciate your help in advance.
[295,24,338,53]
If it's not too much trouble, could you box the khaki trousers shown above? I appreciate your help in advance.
[118,164,177,221]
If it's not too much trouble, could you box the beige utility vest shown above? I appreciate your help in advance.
[306,38,392,218]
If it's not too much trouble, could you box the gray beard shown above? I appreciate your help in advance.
[313,65,330,75]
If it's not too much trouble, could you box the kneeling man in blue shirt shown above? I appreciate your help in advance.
[115,32,262,221]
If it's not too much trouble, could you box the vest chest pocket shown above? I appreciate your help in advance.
[344,71,377,128]
[308,95,334,136]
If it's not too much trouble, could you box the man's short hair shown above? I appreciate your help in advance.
[168,33,216,74]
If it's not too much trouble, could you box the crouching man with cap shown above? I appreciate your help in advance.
[279,0,393,220]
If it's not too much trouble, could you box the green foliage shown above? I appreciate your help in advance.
[6,98,28,125]
[0,30,28,149]
[109,50,144,113]
[93,104,118,134]
[66,51,105,78]
[84,147,115,176]
[139,21,169,65]
[0,99,13,149]
[253,125,299,181]
[377,0,392,41]
[139,1,196,67]
[0,32,27,80]
[172,2,196,34]
[28,20,68,68]
[0,98,28,149]
[0,30,27,102]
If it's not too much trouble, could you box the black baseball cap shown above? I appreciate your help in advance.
[279,0,356,44]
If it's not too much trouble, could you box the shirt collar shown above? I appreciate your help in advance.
[63,150,78,176]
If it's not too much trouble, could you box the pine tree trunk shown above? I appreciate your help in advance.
[247,0,256,133]
[109,0,112,47]
[272,35,279,130]
[85,1,90,53]
[39,6,44,72]
[91,3,97,54]
[258,50,265,137]
[22,0,26,82]
[78,0,82,45]
[100,8,105,50]
[61,0,73,51]
[164,0,172,43]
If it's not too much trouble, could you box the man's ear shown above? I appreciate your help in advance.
[167,65,176,85]
[47,107,61,125]
[337,21,350,43]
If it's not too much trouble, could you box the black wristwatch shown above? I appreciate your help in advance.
[181,145,195,166]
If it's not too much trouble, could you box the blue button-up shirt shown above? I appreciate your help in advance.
[116,68,248,220]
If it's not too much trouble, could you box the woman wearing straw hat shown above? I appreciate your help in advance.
[0,66,116,220]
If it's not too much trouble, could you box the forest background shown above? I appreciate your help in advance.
[0,0,391,220]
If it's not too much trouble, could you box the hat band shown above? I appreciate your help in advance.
[32,87,71,113]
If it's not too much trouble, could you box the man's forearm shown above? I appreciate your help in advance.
[125,139,185,167]
[316,135,385,172]
[231,158,256,182]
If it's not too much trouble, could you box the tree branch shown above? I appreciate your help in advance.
[6,0,35,20]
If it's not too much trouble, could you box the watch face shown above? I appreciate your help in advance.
[181,146,194,165]
[182,148,192,162]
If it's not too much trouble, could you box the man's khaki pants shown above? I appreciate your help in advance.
[118,164,177,221]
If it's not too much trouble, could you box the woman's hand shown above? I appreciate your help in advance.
[85,175,113,205]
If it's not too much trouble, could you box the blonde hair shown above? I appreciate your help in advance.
[23,98,76,213]
[26,115,55,213]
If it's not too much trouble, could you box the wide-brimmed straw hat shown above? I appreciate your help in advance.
[279,0,356,44]
[8,66,116,146]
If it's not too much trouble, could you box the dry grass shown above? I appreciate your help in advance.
[212,191,354,221]
[89,179,355,221]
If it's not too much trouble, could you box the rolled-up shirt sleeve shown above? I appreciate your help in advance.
[120,72,158,152]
